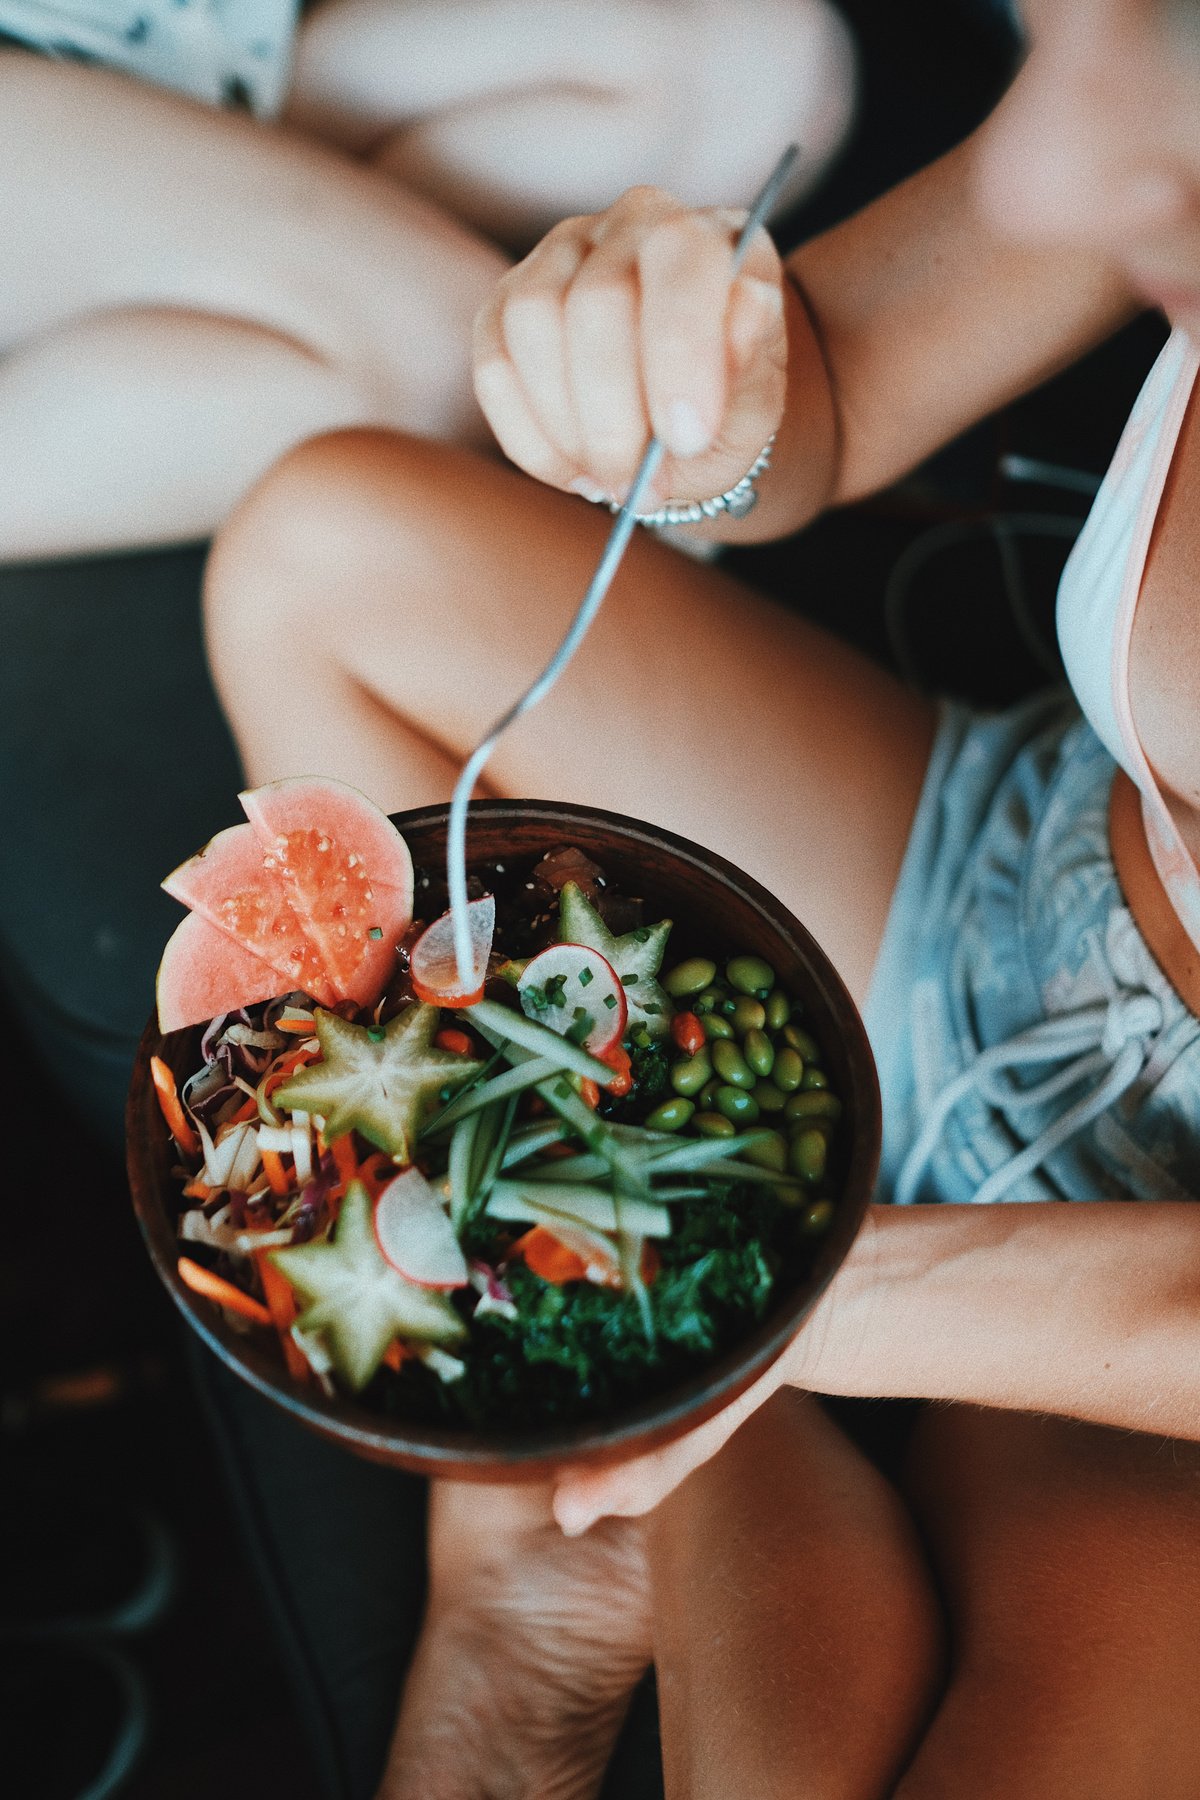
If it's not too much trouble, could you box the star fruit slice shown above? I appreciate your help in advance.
[557,882,673,1040]
[270,1182,466,1391]
[271,1003,484,1160]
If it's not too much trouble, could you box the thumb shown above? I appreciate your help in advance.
[553,1357,791,1534]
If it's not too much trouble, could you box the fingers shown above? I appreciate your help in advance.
[473,187,786,506]
[636,206,737,458]
[553,1357,792,1535]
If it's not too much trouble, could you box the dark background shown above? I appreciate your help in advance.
[0,4,1168,1794]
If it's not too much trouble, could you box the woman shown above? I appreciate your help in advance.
[203,0,1200,1794]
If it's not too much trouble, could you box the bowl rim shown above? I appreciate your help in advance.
[127,797,880,1476]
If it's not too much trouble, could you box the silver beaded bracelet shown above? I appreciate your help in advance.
[606,433,777,528]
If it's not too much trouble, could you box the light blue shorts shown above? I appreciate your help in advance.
[864,691,1200,1206]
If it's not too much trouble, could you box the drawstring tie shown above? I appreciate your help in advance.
[894,926,1196,1206]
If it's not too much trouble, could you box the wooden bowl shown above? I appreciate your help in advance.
[127,799,879,1480]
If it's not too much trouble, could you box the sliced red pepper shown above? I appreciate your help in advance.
[671,1011,706,1057]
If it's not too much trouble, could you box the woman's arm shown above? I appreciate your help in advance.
[553,1201,1200,1530]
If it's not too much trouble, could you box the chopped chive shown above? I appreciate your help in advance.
[566,1007,595,1046]
[554,1077,572,1100]
[603,993,618,1010]
[367,926,383,941]
[621,973,640,986]
[367,1026,385,1042]
[642,1002,664,1015]
[631,927,652,944]
[577,966,594,988]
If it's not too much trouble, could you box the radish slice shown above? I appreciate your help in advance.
[410,896,495,1007]
[516,945,628,1056]
[373,1168,470,1289]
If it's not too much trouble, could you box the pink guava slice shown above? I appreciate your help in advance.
[156,910,293,1034]
[238,778,414,1005]
[162,823,337,1007]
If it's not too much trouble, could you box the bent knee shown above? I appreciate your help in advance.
[205,428,421,630]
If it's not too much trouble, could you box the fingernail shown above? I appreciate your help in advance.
[741,276,784,321]
[568,476,610,505]
[555,1496,595,1537]
[665,400,712,459]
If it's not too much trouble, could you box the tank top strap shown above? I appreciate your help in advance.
[1057,327,1200,953]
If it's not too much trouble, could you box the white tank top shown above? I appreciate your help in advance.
[1057,327,1200,953]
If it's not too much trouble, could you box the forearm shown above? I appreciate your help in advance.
[710,140,1135,546]
[793,1202,1200,1438]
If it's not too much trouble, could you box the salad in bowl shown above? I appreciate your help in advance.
[127,780,878,1477]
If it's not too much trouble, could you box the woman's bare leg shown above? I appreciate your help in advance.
[288,0,855,248]
[895,1408,1200,1799]
[648,1391,941,1800]
[0,55,506,559]
[205,427,935,1002]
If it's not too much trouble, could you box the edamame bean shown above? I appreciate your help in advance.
[772,1046,804,1092]
[801,1067,829,1091]
[701,1013,735,1041]
[697,1077,723,1110]
[741,1129,787,1172]
[801,1199,835,1234]
[714,1085,760,1125]
[784,1090,842,1124]
[753,1080,786,1113]
[712,1040,754,1089]
[670,1049,712,1097]
[727,954,775,996]
[645,1096,695,1132]
[663,957,717,999]
[764,990,791,1031]
[743,1028,774,1077]
[731,997,767,1035]
[789,1128,828,1183]
[782,1024,820,1062]
[693,1111,736,1139]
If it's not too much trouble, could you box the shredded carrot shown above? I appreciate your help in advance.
[640,1242,661,1286]
[599,1044,634,1097]
[150,1056,199,1156]
[434,1027,475,1056]
[275,1017,317,1036]
[260,1147,291,1197]
[255,1252,308,1382]
[357,1152,396,1198]
[382,1339,415,1371]
[330,1134,359,1191]
[510,1226,588,1285]
[264,1046,319,1097]
[182,1177,213,1202]
[226,1093,260,1125]
[578,1078,601,1110]
[177,1256,272,1326]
